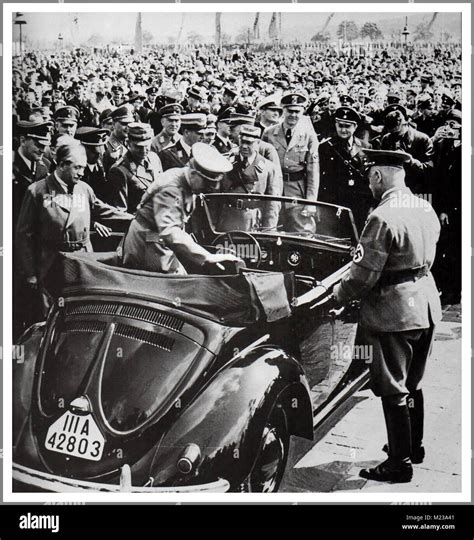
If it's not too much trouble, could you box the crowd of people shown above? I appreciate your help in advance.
[12,42,462,338]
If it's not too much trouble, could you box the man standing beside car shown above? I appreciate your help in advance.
[332,149,442,484]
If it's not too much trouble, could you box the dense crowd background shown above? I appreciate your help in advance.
[11,42,462,337]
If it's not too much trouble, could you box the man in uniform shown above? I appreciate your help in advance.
[159,113,206,171]
[262,91,319,202]
[139,85,159,122]
[255,95,283,134]
[380,109,434,194]
[333,149,442,483]
[106,123,163,213]
[214,108,234,154]
[74,126,110,203]
[318,106,373,233]
[182,86,208,114]
[52,105,79,137]
[122,143,241,274]
[103,106,134,173]
[13,120,52,228]
[150,103,183,155]
[218,125,282,232]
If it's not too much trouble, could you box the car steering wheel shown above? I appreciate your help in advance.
[211,230,263,268]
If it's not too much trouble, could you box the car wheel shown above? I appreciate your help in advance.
[239,406,289,493]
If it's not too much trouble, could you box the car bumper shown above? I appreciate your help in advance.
[12,463,230,493]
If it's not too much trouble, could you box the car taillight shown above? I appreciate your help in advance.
[177,444,201,474]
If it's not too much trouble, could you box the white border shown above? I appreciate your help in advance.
[3,2,471,503]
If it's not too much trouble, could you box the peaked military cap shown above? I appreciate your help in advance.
[110,106,134,123]
[53,106,80,124]
[281,91,308,108]
[362,149,411,170]
[335,106,360,125]
[75,127,109,146]
[127,122,153,145]
[17,119,53,144]
[181,113,207,131]
[159,103,183,118]
[191,142,232,181]
[239,125,261,139]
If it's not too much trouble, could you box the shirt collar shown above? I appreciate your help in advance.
[53,171,70,193]
[181,139,192,156]
[381,186,409,202]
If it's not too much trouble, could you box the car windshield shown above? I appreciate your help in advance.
[200,194,358,248]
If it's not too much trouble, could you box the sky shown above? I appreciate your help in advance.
[13,11,462,47]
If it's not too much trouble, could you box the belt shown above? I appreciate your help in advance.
[54,239,88,252]
[225,199,258,211]
[283,170,305,182]
[379,265,429,287]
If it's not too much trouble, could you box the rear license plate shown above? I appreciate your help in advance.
[45,411,105,462]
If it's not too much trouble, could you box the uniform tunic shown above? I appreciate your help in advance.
[150,131,181,155]
[334,186,442,396]
[159,140,192,171]
[106,151,163,213]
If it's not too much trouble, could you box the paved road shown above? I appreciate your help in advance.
[281,304,462,493]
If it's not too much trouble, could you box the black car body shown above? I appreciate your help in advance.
[13,194,368,493]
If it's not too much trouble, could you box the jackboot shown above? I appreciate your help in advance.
[360,399,413,483]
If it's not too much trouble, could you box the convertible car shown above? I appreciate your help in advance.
[13,194,368,493]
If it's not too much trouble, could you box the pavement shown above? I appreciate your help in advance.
[280,304,463,493]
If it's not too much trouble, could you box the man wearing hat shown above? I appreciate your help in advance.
[217,85,239,118]
[218,125,282,232]
[332,149,442,483]
[435,90,456,130]
[74,127,110,203]
[13,120,52,229]
[107,122,163,213]
[412,95,438,138]
[311,94,337,140]
[318,106,373,232]
[103,106,134,173]
[202,114,218,146]
[214,107,235,155]
[53,105,80,137]
[122,142,242,274]
[159,113,206,171]
[150,104,183,155]
[262,91,320,206]
[67,82,95,127]
[256,95,283,134]
[182,86,208,114]
[121,92,146,122]
[15,141,132,337]
[380,109,434,194]
[138,86,160,122]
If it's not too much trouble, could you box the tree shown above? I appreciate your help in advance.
[413,23,434,42]
[336,21,359,42]
[221,32,232,45]
[311,31,331,43]
[142,30,154,45]
[360,22,383,41]
[234,27,250,43]
[187,31,203,45]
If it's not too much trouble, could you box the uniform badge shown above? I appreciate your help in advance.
[353,243,364,263]
[255,160,264,173]
[348,179,355,186]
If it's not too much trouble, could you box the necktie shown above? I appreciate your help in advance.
[285,129,292,144]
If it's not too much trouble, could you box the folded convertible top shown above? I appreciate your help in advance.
[45,252,295,326]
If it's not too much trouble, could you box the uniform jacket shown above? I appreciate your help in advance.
[318,136,374,232]
[213,133,234,155]
[13,150,50,228]
[81,161,109,202]
[15,173,132,281]
[334,186,442,332]
[380,127,434,193]
[262,118,320,200]
[106,151,163,213]
[103,133,127,173]
[151,131,181,155]
[159,140,191,171]
[123,168,210,274]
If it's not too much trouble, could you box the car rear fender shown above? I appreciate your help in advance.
[149,346,313,487]
[13,323,46,446]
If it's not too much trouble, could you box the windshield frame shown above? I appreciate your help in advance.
[199,193,359,248]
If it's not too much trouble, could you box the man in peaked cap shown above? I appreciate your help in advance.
[263,90,319,204]
[412,95,437,138]
[53,105,80,136]
[74,127,110,203]
[103,105,134,173]
[13,120,52,228]
[183,86,208,114]
[216,84,239,118]
[214,107,235,155]
[150,103,183,155]
[159,113,206,171]
[333,149,442,483]
[121,91,146,122]
[202,114,218,146]
[106,122,163,213]
[122,142,242,274]
[218,125,283,232]
[318,106,373,232]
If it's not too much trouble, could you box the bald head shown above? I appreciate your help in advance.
[56,142,87,187]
